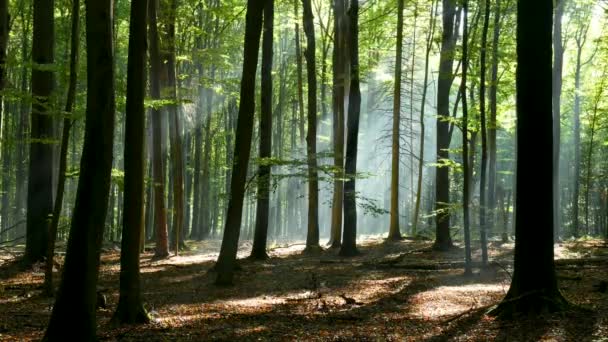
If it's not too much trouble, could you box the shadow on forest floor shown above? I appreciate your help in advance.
[0,238,607,341]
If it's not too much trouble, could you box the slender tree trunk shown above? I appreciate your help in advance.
[478,0,490,266]
[302,0,320,252]
[149,0,169,258]
[553,0,565,239]
[44,0,80,296]
[215,0,264,285]
[329,0,346,248]
[0,0,8,142]
[413,0,438,236]
[112,0,150,324]
[433,0,457,251]
[488,0,501,237]
[15,6,30,228]
[490,0,568,317]
[251,0,274,260]
[389,0,404,241]
[43,0,115,337]
[294,0,305,145]
[461,0,472,276]
[25,0,54,264]
[339,0,360,257]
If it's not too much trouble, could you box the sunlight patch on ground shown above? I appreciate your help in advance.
[408,284,505,320]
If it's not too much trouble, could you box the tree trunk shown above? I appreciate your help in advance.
[478,0,490,266]
[490,0,568,318]
[44,0,80,296]
[553,0,565,239]
[488,0,501,240]
[302,0,320,252]
[25,0,54,264]
[433,0,456,251]
[329,0,347,248]
[149,0,169,258]
[389,0,404,241]
[294,0,305,145]
[215,0,264,286]
[0,0,8,147]
[339,0,360,257]
[461,0,472,276]
[251,0,274,260]
[413,0,438,236]
[111,0,150,324]
[42,0,115,338]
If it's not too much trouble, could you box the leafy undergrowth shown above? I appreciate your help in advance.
[0,238,607,341]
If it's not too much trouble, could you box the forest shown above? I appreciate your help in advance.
[0,0,607,340]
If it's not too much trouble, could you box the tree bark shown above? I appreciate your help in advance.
[478,0,490,266]
[25,0,54,264]
[215,0,264,285]
[251,0,274,260]
[44,0,80,296]
[302,0,320,252]
[490,0,568,318]
[149,0,169,258]
[389,0,404,241]
[461,0,472,276]
[339,0,360,257]
[43,0,115,338]
[433,0,457,251]
[112,0,150,324]
[329,0,347,249]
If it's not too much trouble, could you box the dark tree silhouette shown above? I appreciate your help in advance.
[215,0,264,285]
[339,0,361,257]
[111,0,151,325]
[433,0,457,251]
[251,0,274,260]
[43,0,115,338]
[25,0,54,264]
[490,0,569,317]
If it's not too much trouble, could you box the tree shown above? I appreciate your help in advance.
[478,0,490,266]
[329,0,347,248]
[553,0,565,239]
[111,0,151,325]
[215,0,264,286]
[488,0,502,237]
[413,0,438,235]
[434,0,457,251]
[490,0,568,317]
[44,0,80,296]
[251,0,274,260]
[0,0,7,133]
[43,0,116,338]
[149,0,169,258]
[388,0,404,242]
[339,0,360,257]
[461,0,472,277]
[25,0,54,264]
[302,0,321,253]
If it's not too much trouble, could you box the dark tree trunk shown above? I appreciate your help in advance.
[149,0,169,258]
[553,0,565,239]
[339,0,360,257]
[413,0,438,236]
[251,0,273,260]
[478,0,490,266]
[111,0,151,325]
[490,0,568,318]
[215,0,264,286]
[461,0,472,277]
[302,0,320,253]
[0,0,8,136]
[433,0,456,251]
[25,0,54,264]
[42,0,115,338]
[388,0,404,241]
[488,0,501,238]
[329,0,347,249]
[44,0,80,296]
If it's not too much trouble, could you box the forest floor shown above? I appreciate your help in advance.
[0,237,607,341]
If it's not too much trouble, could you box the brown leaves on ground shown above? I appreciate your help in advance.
[0,238,607,341]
